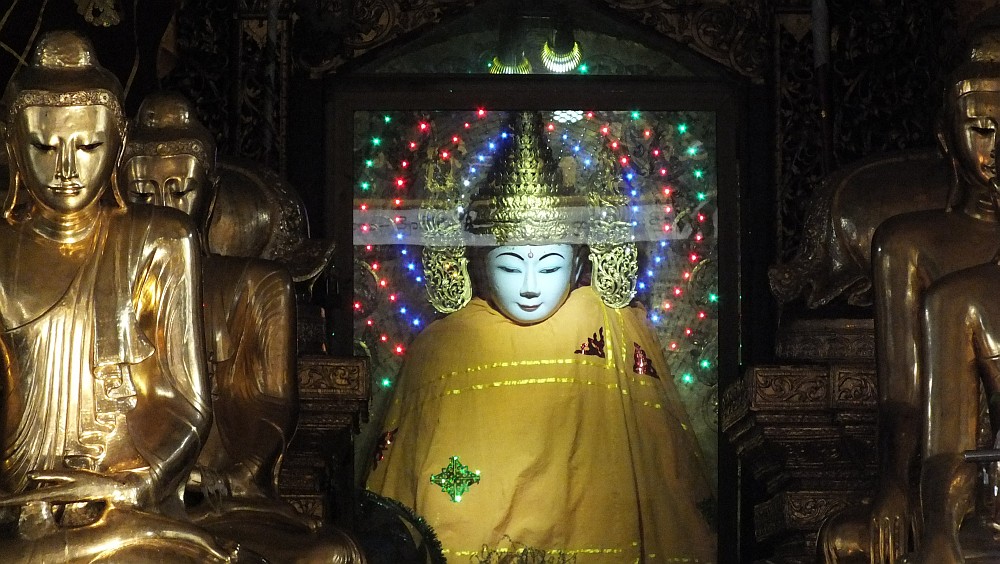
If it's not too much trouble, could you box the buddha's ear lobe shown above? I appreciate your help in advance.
[2,135,21,223]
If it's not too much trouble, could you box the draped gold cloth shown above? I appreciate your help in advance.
[369,286,716,562]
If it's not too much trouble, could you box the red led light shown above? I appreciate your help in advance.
[620,157,629,166]
[663,224,671,232]
[353,301,362,310]
[663,187,672,197]
[395,178,405,187]
[685,328,693,336]
[698,311,707,319]
[659,168,668,176]
[673,287,682,296]
[665,205,673,213]
[393,216,403,224]
[380,334,388,342]
[695,233,703,241]
[547,123,555,131]
[611,141,619,149]
[389,294,398,302]
[600,126,609,135]
[464,122,471,129]
[441,150,450,159]
[359,203,368,211]
[652,148,661,156]
[365,245,372,251]
[644,129,651,137]
[366,319,374,326]
[452,135,460,143]
[586,111,594,119]
[394,198,403,206]
[371,262,380,271]
[394,344,405,355]
[418,122,429,132]
[477,108,486,117]
[409,141,417,150]
[379,279,387,288]
[670,342,678,350]
[689,253,699,262]
[401,160,409,168]
[697,213,706,222]
[360,224,370,233]
[683,271,691,280]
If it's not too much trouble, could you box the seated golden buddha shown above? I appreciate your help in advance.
[0,30,233,562]
[120,91,364,561]
[368,112,716,562]
[819,20,1000,564]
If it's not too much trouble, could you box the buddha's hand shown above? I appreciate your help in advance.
[868,482,914,564]
[0,470,142,508]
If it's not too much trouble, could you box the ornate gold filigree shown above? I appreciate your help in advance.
[421,160,472,313]
[588,141,637,308]
[7,89,125,136]
[467,111,576,244]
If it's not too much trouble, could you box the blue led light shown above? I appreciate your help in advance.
[407,263,415,270]
[470,167,477,173]
[415,276,423,282]
[562,134,568,140]
[396,233,404,240]
[630,190,638,197]
[500,132,509,139]
[412,318,421,326]
[646,270,653,277]
[401,249,408,255]
[638,282,646,290]
[478,155,485,162]
[573,145,580,152]
[650,314,660,322]
[400,307,407,314]
[659,241,667,248]
[584,159,591,166]
[631,205,639,212]
[626,172,634,181]
[654,256,662,263]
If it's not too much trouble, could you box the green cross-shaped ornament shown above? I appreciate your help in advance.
[430,455,481,502]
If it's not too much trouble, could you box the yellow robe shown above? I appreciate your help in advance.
[369,286,716,563]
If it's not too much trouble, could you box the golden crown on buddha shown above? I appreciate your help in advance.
[421,110,638,312]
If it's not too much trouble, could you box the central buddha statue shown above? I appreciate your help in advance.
[368,111,716,562]
[0,31,233,561]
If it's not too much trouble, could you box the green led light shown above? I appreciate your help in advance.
[696,191,707,201]
[677,123,688,134]
[631,110,641,120]
[578,63,588,74]
[383,115,392,124]
[681,373,694,384]
[360,181,370,191]
[686,146,698,156]
[708,293,719,303]
[381,377,392,388]
[693,169,704,179]
[365,159,374,168]
[372,137,381,146]
[700,359,711,369]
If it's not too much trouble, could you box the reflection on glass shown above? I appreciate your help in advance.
[354,109,719,560]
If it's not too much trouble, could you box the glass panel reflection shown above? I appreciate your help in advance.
[353,108,718,560]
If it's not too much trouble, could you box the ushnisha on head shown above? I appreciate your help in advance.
[121,92,217,227]
[1,30,128,222]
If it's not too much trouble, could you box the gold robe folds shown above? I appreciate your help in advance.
[369,286,716,563]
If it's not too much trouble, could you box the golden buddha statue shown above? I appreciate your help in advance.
[368,112,716,562]
[819,24,1000,563]
[120,92,365,561]
[0,30,233,561]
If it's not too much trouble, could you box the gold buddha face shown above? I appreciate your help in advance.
[122,154,211,221]
[953,90,1000,187]
[11,104,116,215]
[483,243,578,324]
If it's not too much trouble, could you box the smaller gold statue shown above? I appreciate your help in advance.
[121,91,365,561]
[0,30,233,562]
